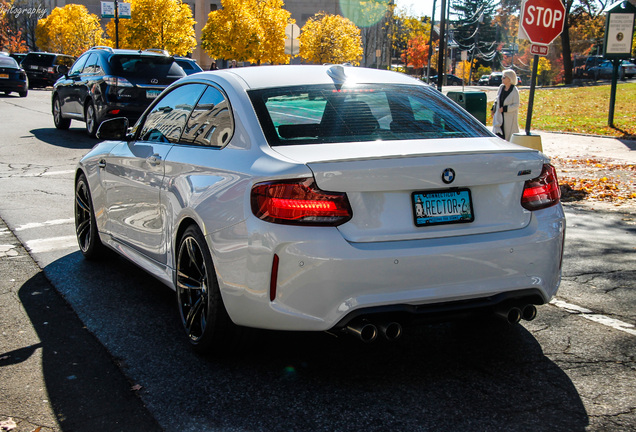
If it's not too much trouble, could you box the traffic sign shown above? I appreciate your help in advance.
[519,0,566,45]
[530,44,549,56]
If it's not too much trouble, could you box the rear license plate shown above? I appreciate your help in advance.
[412,189,474,227]
[0,74,8,79]
[146,90,161,99]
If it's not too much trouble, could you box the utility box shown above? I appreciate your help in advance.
[447,91,487,125]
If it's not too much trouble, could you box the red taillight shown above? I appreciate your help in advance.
[108,109,121,115]
[251,179,352,226]
[521,164,561,211]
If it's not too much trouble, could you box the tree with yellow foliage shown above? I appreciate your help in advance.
[35,4,108,57]
[201,0,292,65]
[106,0,196,56]
[299,13,363,65]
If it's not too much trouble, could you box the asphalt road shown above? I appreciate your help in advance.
[1,89,635,432]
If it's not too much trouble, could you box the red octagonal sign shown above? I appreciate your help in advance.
[521,0,566,45]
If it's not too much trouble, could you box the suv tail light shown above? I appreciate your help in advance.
[104,75,134,87]
[521,164,561,211]
[251,179,352,226]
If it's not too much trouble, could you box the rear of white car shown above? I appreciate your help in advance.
[214,68,566,338]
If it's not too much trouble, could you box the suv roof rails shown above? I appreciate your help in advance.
[90,46,115,53]
[143,48,169,56]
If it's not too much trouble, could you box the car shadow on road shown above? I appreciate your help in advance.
[28,249,591,432]
[16,269,162,432]
[30,127,98,150]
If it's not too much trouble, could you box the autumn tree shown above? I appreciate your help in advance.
[402,34,432,76]
[201,0,292,65]
[392,10,430,69]
[1,0,29,52]
[106,0,196,56]
[299,13,363,65]
[36,4,108,57]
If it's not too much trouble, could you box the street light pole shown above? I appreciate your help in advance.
[115,0,119,49]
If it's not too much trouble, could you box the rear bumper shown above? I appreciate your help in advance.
[0,80,27,92]
[212,204,566,332]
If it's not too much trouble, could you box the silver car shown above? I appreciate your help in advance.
[75,65,565,353]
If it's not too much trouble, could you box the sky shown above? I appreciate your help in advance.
[395,0,438,20]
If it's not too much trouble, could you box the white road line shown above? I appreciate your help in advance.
[550,298,636,336]
[25,236,78,254]
[15,218,74,232]
[17,170,75,177]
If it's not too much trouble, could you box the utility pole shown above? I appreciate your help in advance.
[436,0,446,91]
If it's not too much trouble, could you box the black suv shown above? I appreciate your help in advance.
[22,52,75,88]
[52,47,186,136]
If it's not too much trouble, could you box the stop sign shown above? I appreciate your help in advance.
[520,0,566,45]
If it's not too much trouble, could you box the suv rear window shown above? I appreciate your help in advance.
[109,55,185,79]
[23,53,55,66]
[249,84,491,146]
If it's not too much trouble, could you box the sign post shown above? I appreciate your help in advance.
[513,0,565,151]
[603,1,636,128]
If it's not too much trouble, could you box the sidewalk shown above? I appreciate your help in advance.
[0,218,161,432]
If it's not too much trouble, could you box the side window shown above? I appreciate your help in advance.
[139,83,206,143]
[82,54,98,74]
[69,54,89,76]
[181,85,233,147]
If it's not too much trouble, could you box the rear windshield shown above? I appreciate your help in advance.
[0,57,19,68]
[22,53,55,66]
[249,84,491,146]
[109,55,186,79]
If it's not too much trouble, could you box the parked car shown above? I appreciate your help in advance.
[52,46,186,136]
[488,72,503,86]
[589,59,636,80]
[478,74,490,86]
[584,55,604,77]
[21,52,75,88]
[429,74,464,86]
[75,65,566,353]
[175,57,203,75]
[0,55,28,97]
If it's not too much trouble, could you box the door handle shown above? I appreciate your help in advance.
[147,154,162,165]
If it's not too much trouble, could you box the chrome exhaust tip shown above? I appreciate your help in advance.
[496,306,522,324]
[522,304,537,321]
[378,322,402,341]
[345,321,378,343]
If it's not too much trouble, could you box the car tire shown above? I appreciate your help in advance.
[75,173,107,260]
[85,102,98,137]
[19,89,28,98]
[53,96,71,130]
[176,225,239,354]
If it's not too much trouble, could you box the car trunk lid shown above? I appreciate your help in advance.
[271,138,545,242]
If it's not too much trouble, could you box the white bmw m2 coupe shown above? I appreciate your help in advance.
[75,65,565,352]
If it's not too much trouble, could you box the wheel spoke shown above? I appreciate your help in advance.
[76,218,90,241]
[76,190,90,213]
[185,239,204,277]
[185,294,206,339]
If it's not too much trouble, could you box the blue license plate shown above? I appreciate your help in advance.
[412,189,474,227]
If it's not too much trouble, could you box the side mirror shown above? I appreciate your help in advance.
[56,65,69,76]
[97,117,130,140]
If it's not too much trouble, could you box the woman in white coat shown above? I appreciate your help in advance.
[491,69,520,141]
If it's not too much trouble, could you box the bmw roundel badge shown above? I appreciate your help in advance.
[442,168,455,184]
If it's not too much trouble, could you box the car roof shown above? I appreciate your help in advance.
[205,65,421,90]
[87,47,173,58]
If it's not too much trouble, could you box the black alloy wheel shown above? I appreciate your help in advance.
[176,225,236,353]
[53,96,71,129]
[85,102,98,137]
[75,174,105,259]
